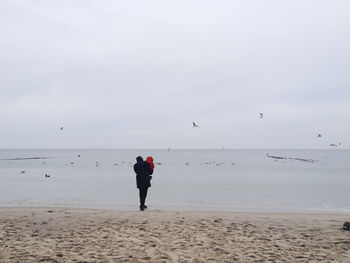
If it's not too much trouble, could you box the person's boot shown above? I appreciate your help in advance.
[143,205,147,209]
[139,205,144,211]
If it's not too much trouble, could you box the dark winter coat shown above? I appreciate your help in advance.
[134,156,153,188]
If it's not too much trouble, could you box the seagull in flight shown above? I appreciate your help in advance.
[259,113,264,119]
[192,121,199,128]
[60,126,64,130]
[317,133,322,138]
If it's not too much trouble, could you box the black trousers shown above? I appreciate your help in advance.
[139,187,149,207]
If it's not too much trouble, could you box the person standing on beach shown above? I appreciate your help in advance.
[134,156,153,211]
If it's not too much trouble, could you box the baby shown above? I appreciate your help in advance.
[145,156,154,171]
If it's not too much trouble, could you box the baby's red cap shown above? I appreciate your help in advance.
[146,156,154,163]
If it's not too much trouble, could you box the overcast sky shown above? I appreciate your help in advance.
[1,0,349,149]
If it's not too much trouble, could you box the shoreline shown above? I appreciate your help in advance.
[1,207,350,262]
[1,205,350,216]
[1,204,350,215]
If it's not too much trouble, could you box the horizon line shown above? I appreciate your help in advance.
[0,148,349,151]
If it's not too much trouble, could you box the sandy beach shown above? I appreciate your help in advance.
[0,207,349,262]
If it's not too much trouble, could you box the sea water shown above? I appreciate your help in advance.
[0,149,349,213]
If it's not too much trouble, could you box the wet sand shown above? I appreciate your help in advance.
[0,207,350,262]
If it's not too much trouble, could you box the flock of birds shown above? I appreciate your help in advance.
[11,112,344,177]
[18,158,237,178]
[58,112,342,149]
[192,113,342,148]
[9,112,344,180]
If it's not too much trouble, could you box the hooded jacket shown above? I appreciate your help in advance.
[133,156,153,188]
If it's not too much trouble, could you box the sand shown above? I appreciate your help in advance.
[0,207,350,262]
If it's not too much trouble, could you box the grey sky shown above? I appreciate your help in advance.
[1,0,349,149]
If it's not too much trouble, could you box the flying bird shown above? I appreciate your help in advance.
[60,126,64,130]
[192,121,199,128]
[330,144,338,147]
[259,113,264,119]
[317,134,322,138]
